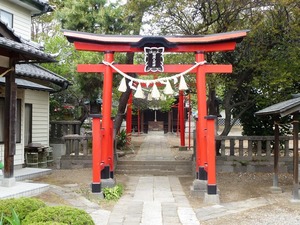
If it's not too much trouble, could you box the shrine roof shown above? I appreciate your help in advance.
[0,77,53,92]
[0,37,55,63]
[15,64,70,88]
[63,30,249,46]
[255,96,300,117]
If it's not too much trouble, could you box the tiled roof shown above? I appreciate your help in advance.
[16,64,70,87]
[64,30,249,45]
[255,97,300,117]
[0,37,55,63]
[0,20,44,50]
[0,77,53,92]
[0,21,69,89]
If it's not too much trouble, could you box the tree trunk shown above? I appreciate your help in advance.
[113,52,135,137]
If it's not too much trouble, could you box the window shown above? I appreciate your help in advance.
[24,104,32,146]
[0,10,13,28]
[0,98,21,143]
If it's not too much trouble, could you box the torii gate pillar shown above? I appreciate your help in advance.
[100,52,114,180]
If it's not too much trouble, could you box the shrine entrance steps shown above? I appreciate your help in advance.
[116,131,193,176]
[116,160,192,176]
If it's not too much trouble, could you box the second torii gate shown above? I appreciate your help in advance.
[64,30,248,198]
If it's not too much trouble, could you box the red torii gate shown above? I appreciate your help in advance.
[64,30,248,196]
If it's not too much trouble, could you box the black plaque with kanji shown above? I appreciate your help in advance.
[144,47,164,72]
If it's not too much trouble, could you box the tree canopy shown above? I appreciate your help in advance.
[33,0,300,135]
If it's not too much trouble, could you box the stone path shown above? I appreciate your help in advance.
[107,131,199,224]
[133,131,175,161]
[2,131,283,224]
[108,176,199,225]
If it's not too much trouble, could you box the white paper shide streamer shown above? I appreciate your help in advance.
[103,60,206,99]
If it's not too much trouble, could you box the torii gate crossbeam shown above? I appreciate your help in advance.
[64,30,248,200]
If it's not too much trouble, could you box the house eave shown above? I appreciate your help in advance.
[8,0,54,16]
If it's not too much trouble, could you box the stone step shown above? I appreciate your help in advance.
[116,160,192,176]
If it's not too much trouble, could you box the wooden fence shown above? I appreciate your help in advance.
[60,133,297,171]
[216,135,294,160]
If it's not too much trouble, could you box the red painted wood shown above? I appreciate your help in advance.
[65,30,248,190]
[92,117,101,183]
[101,52,114,169]
[207,117,217,185]
[196,52,207,176]
[77,64,232,74]
[74,41,237,53]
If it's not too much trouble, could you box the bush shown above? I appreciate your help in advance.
[103,184,123,201]
[26,222,67,225]
[22,206,95,225]
[116,129,131,150]
[0,197,46,222]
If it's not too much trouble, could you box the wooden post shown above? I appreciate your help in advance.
[292,114,299,200]
[206,115,217,194]
[101,52,114,179]
[91,115,101,192]
[177,104,179,136]
[126,93,132,135]
[273,119,280,188]
[4,65,16,179]
[188,93,191,150]
[108,117,114,179]
[141,110,144,133]
[168,110,172,133]
[137,108,140,135]
[195,51,207,180]
[179,90,185,147]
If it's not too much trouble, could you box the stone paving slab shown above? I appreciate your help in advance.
[134,131,175,161]
[108,175,198,225]
[0,168,52,181]
[0,181,49,199]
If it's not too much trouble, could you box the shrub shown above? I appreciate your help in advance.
[0,197,46,222]
[103,184,123,201]
[116,129,130,150]
[26,222,67,225]
[22,206,95,225]
[1,208,21,225]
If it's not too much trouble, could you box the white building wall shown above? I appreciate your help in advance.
[0,1,32,40]
[24,89,49,146]
[0,89,50,166]
[0,89,25,166]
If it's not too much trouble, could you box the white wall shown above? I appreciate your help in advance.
[24,89,49,146]
[0,1,32,40]
[0,88,49,166]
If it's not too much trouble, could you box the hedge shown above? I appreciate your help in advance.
[22,206,95,225]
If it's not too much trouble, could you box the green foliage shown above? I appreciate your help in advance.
[116,129,131,150]
[1,209,21,225]
[22,206,94,225]
[25,223,67,225]
[133,96,176,112]
[103,184,123,201]
[0,198,46,222]
[37,0,299,136]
